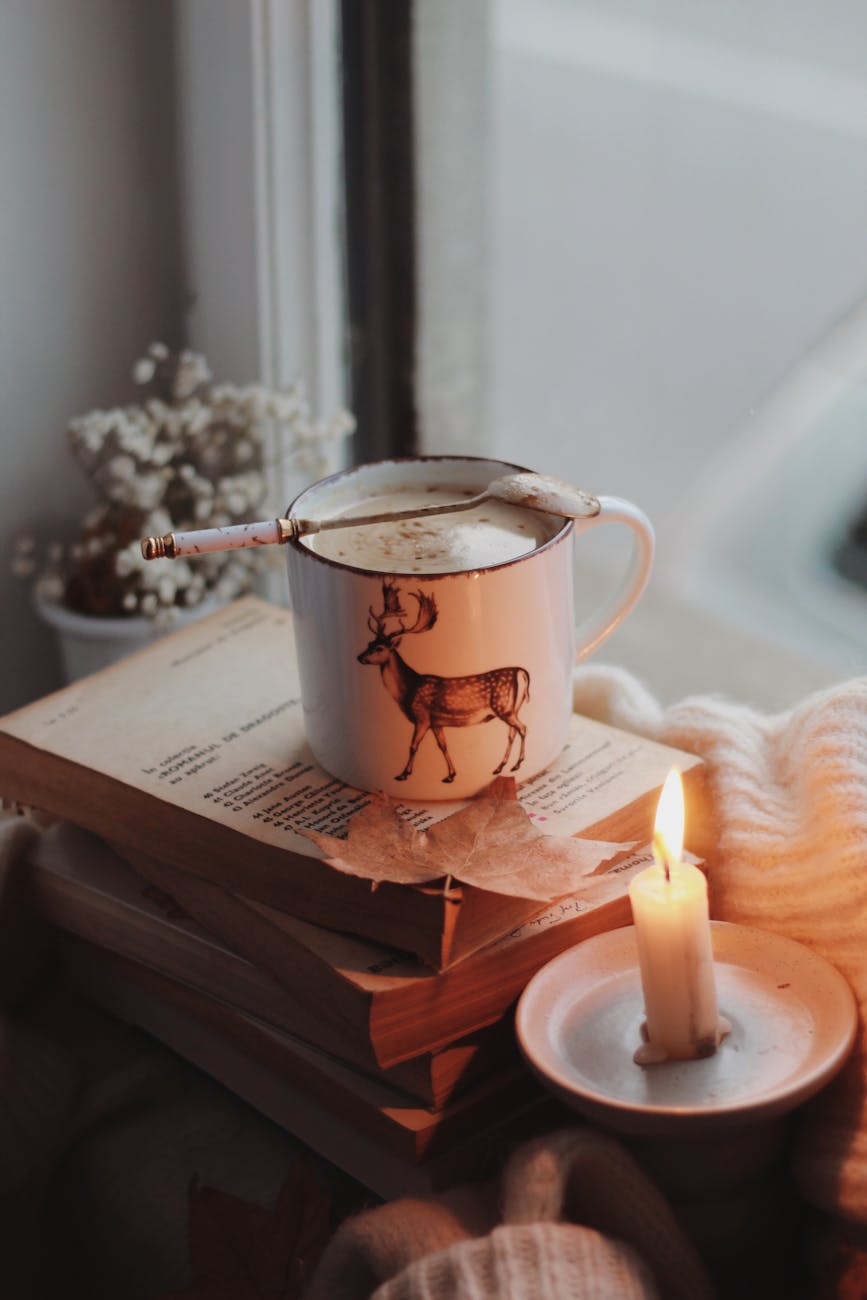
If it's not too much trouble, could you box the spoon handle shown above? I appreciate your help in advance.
[141,518,292,560]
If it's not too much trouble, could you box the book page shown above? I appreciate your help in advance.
[2,597,698,860]
[517,721,699,835]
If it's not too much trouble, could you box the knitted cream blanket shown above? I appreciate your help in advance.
[306,1127,712,1300]
[571,666,867,1223]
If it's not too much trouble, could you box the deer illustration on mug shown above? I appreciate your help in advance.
[357,581,531,784]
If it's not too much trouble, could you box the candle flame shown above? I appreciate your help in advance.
[654,768,684,868]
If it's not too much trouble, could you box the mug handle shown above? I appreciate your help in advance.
[571,495,655,664]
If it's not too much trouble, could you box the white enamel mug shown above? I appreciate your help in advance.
[285,456,653,801]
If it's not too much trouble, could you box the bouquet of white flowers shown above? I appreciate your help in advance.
[14,343,354,622]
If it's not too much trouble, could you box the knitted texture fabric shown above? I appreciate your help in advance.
[500,1129,712,1300]
[374,1224,656,1300]
[304,1186,500,1300]
[305,1127,712,1300]
[573,667,867,1225]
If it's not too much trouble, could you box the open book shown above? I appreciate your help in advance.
[0,597,706,968]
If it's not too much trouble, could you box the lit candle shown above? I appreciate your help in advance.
[629,768,727,1065]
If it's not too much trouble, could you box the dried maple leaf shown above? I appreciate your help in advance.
[301,777,631,901]
[158,1157,332,1299]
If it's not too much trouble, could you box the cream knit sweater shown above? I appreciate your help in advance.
[306,1127,713,1300]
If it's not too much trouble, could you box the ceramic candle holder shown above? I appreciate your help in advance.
[516,920,856,1137]
[517,921,857,1292]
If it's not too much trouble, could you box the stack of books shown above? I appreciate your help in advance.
[0,597,708,1198]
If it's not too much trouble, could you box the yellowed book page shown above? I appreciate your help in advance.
[2,596,698,867]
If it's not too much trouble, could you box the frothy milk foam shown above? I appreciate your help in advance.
[302,485,563,574]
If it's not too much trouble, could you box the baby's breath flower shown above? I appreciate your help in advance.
[144,506,172,534]
[70,423,106,456]
[149,441,174,467]
[115,544,144,578]
[16,343,353,622]
[109,454,137,482]
[183,401,212,436]
[173,350,212,401]
[145,397,171,424]
[157,574,177,605]
[132,471,169,511]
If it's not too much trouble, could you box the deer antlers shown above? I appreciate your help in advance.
[368,581,438,641]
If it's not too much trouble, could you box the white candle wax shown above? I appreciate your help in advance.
[629,857,721,1061]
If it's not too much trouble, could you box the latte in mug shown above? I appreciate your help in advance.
[302,485,561,574]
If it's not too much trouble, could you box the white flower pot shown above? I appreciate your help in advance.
[36,598,219,683]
